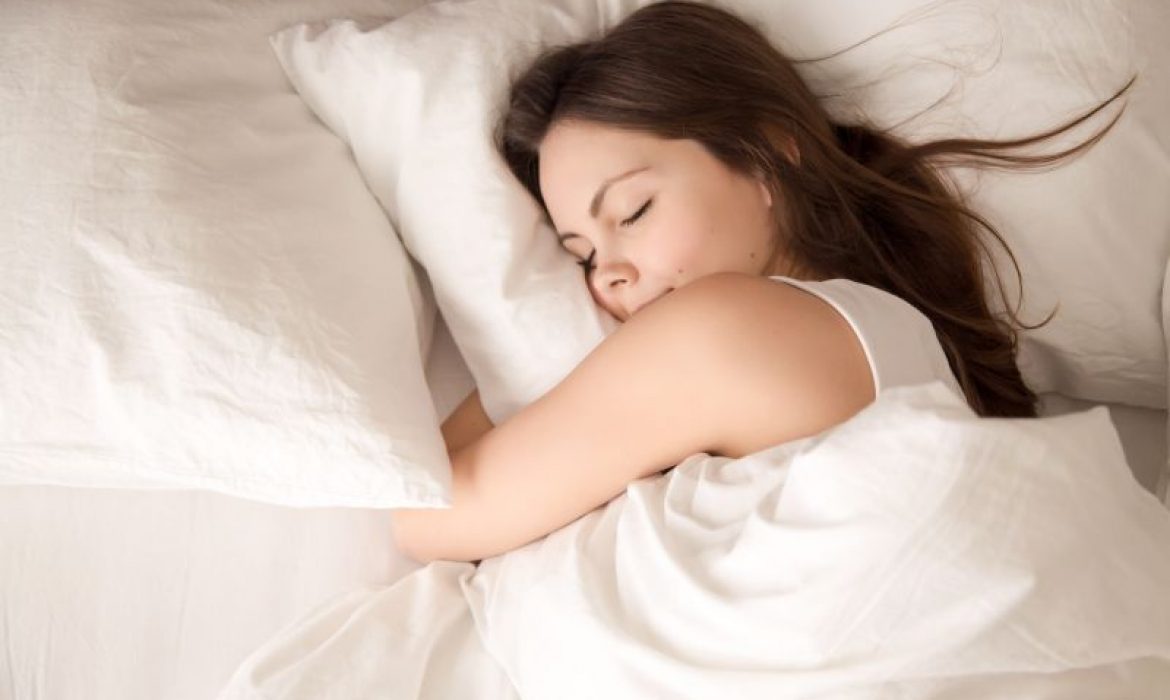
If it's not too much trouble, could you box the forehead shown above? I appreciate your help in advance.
[539,120,659,166]
[537,122,665,214]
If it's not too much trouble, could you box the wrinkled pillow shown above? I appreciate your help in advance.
[0,0,452,508]
[271,0,1170,419]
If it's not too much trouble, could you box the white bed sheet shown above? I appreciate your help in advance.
[219,379,1170,699]
[1,309,1165,700]
[0,301,464,700]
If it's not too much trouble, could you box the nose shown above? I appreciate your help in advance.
[591,258,638,317]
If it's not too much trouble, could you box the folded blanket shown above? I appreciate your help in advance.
[220,381,1170,699]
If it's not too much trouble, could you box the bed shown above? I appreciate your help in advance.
[3,0,1169,698]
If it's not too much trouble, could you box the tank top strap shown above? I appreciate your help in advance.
[767,275,963,399]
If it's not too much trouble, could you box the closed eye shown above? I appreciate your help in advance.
[572,198,653,276]
[621,198,653,227]
[577,249,596,275]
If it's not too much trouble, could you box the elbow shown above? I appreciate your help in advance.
[391,510,480,565]
[399,541,477,566]
[406,548,440,566]
[391,510,436,564]
[398,539,434,565]
[390,449,494,565]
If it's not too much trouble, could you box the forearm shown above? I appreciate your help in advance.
[390,443,489,564]
[440,388,494,454]
[395,390,497,563]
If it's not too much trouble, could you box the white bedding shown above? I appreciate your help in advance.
[1,309,1166,699]
[0,0,456,509]
[220,381,1170,699]
[0,324,458,700]
[3,0,1169,697]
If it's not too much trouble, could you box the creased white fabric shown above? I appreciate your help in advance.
[222,381,1170,699]
[218,563,518,700]
[0,0,453,508]
[0,312,479,700]
[465,381,1170,698]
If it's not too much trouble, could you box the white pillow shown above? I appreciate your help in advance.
[271,0,1170,419]
[0,0,453,508]
[270,1,632,426]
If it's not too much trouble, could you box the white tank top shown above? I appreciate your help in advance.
[768,275,964,399]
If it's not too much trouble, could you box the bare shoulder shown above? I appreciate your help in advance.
[647,270,824,322]
[633,270,850,343]
[633,271,877,457]
[391,271,878,562]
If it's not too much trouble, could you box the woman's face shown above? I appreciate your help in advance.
[538,120,779,322]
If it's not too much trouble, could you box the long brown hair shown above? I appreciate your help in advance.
[498,0,1134,418]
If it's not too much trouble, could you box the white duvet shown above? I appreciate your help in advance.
[220,382,1170,699]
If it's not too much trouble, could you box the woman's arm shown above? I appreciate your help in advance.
[440,388,493,455]
[391,272,874,564]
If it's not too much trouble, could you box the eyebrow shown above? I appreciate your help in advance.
[556,166,650,245]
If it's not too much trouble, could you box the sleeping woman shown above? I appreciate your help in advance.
[391,0,1132,564]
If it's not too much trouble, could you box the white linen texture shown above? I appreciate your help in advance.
[0,0,451,508]
[269,0,1170,429]
[220,381,1170,699]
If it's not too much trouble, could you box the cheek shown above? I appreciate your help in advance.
[643,210,713,275]
[710,182,776,266]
